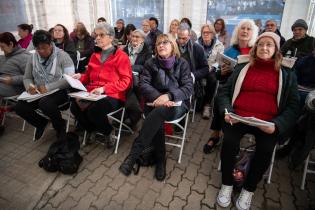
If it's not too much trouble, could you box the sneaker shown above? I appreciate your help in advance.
[217,184,233,207]
[236,189,254,210]
[202,106,211,119]
[106,130,116,149]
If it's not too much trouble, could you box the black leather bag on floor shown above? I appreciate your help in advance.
[38,132,83,174]
[133,145,156,175]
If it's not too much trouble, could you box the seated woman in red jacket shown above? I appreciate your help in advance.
[216,32,300,210]
[71,23,132,147]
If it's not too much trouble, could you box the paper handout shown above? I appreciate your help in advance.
[17,89,60,102]
[68,91,106,101]
[226,111,275,127]
[146,101,182,107]
[216,53,237,70]
[63,74,87,91]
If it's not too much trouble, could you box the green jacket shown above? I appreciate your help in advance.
[217,62,300,136]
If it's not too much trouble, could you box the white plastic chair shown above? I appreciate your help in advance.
[301,147,315,190]
[82,107,133,154]
[165,111,190,163]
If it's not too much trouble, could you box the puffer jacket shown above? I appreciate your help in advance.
[80,47,132,102]
[140,57,193,109]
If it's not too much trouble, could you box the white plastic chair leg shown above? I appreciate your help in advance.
[178,112,189,163]
[267,145,277,184]
[301,154,310,190]
[114,108,125,154]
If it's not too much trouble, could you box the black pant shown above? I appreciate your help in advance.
[70,97,122,135]
[210,98,221,130]
[203,72,218,106]
[131,105,187,163]
[125,90,142,125]
[221,122,277,192]
[15,90,68,134]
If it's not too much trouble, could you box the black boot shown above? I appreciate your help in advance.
[119,154,138,176]
[119,139,143,176]
[155,160,166,181]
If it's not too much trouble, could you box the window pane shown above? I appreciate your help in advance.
[207,0,285,35]
[111,0,164,30]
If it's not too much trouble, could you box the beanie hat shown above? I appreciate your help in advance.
[257,32,280,50]
[291,19,308,31]
[133,29,146,38]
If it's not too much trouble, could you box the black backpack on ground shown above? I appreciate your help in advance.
[38,132,83,174]
[133,145,156,175]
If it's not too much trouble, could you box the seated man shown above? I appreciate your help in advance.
[176,23,209,109]
[281,19,315,60]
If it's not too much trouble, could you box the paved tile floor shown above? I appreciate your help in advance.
[0,113,314,210]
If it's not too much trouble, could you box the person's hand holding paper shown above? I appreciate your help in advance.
[221,63,232,76]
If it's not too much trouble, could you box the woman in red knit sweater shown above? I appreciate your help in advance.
[215,32,300,210]
[71,23,132,148]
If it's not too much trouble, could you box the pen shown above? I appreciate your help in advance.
[30,84,41,94]
[225,108,233,126]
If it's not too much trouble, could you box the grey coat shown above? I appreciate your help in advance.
[0,46,30,85]
[24,48,75,91]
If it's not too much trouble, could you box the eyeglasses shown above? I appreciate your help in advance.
[265,24,276,27]
[202,31,213,35]
[177,36,189,41]
[132,35,142,39]
[257,43,275,48]
[157,40,170,46]
[95,33,108,38]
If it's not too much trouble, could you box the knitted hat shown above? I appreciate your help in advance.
[291,19,308,31]
[133,29,146,38]
[257,31,280,50]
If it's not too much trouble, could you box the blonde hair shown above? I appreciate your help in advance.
[168,19,180,33]
[230,19,258,47]
[155,34,180,58]
[249,37,283,71]
[200,24,216,35]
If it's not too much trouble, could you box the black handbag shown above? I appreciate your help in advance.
[38,132,83,174]
[133,145,156,175]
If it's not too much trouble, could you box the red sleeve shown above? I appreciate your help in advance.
[104,51,132,94]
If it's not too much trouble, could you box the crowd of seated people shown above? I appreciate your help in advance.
[1,15,315,210]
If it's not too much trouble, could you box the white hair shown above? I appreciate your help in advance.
[230,19,258,47]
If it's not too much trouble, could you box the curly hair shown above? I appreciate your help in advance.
[230,19,258,47]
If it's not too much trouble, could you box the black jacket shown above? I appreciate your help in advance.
[140,57,193,109]
[180,40,209,97]
[73,35,95,72]
[281,35,315,59]
[55,40,77,68]
[217,62,300,136]
[183,40,209,81]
